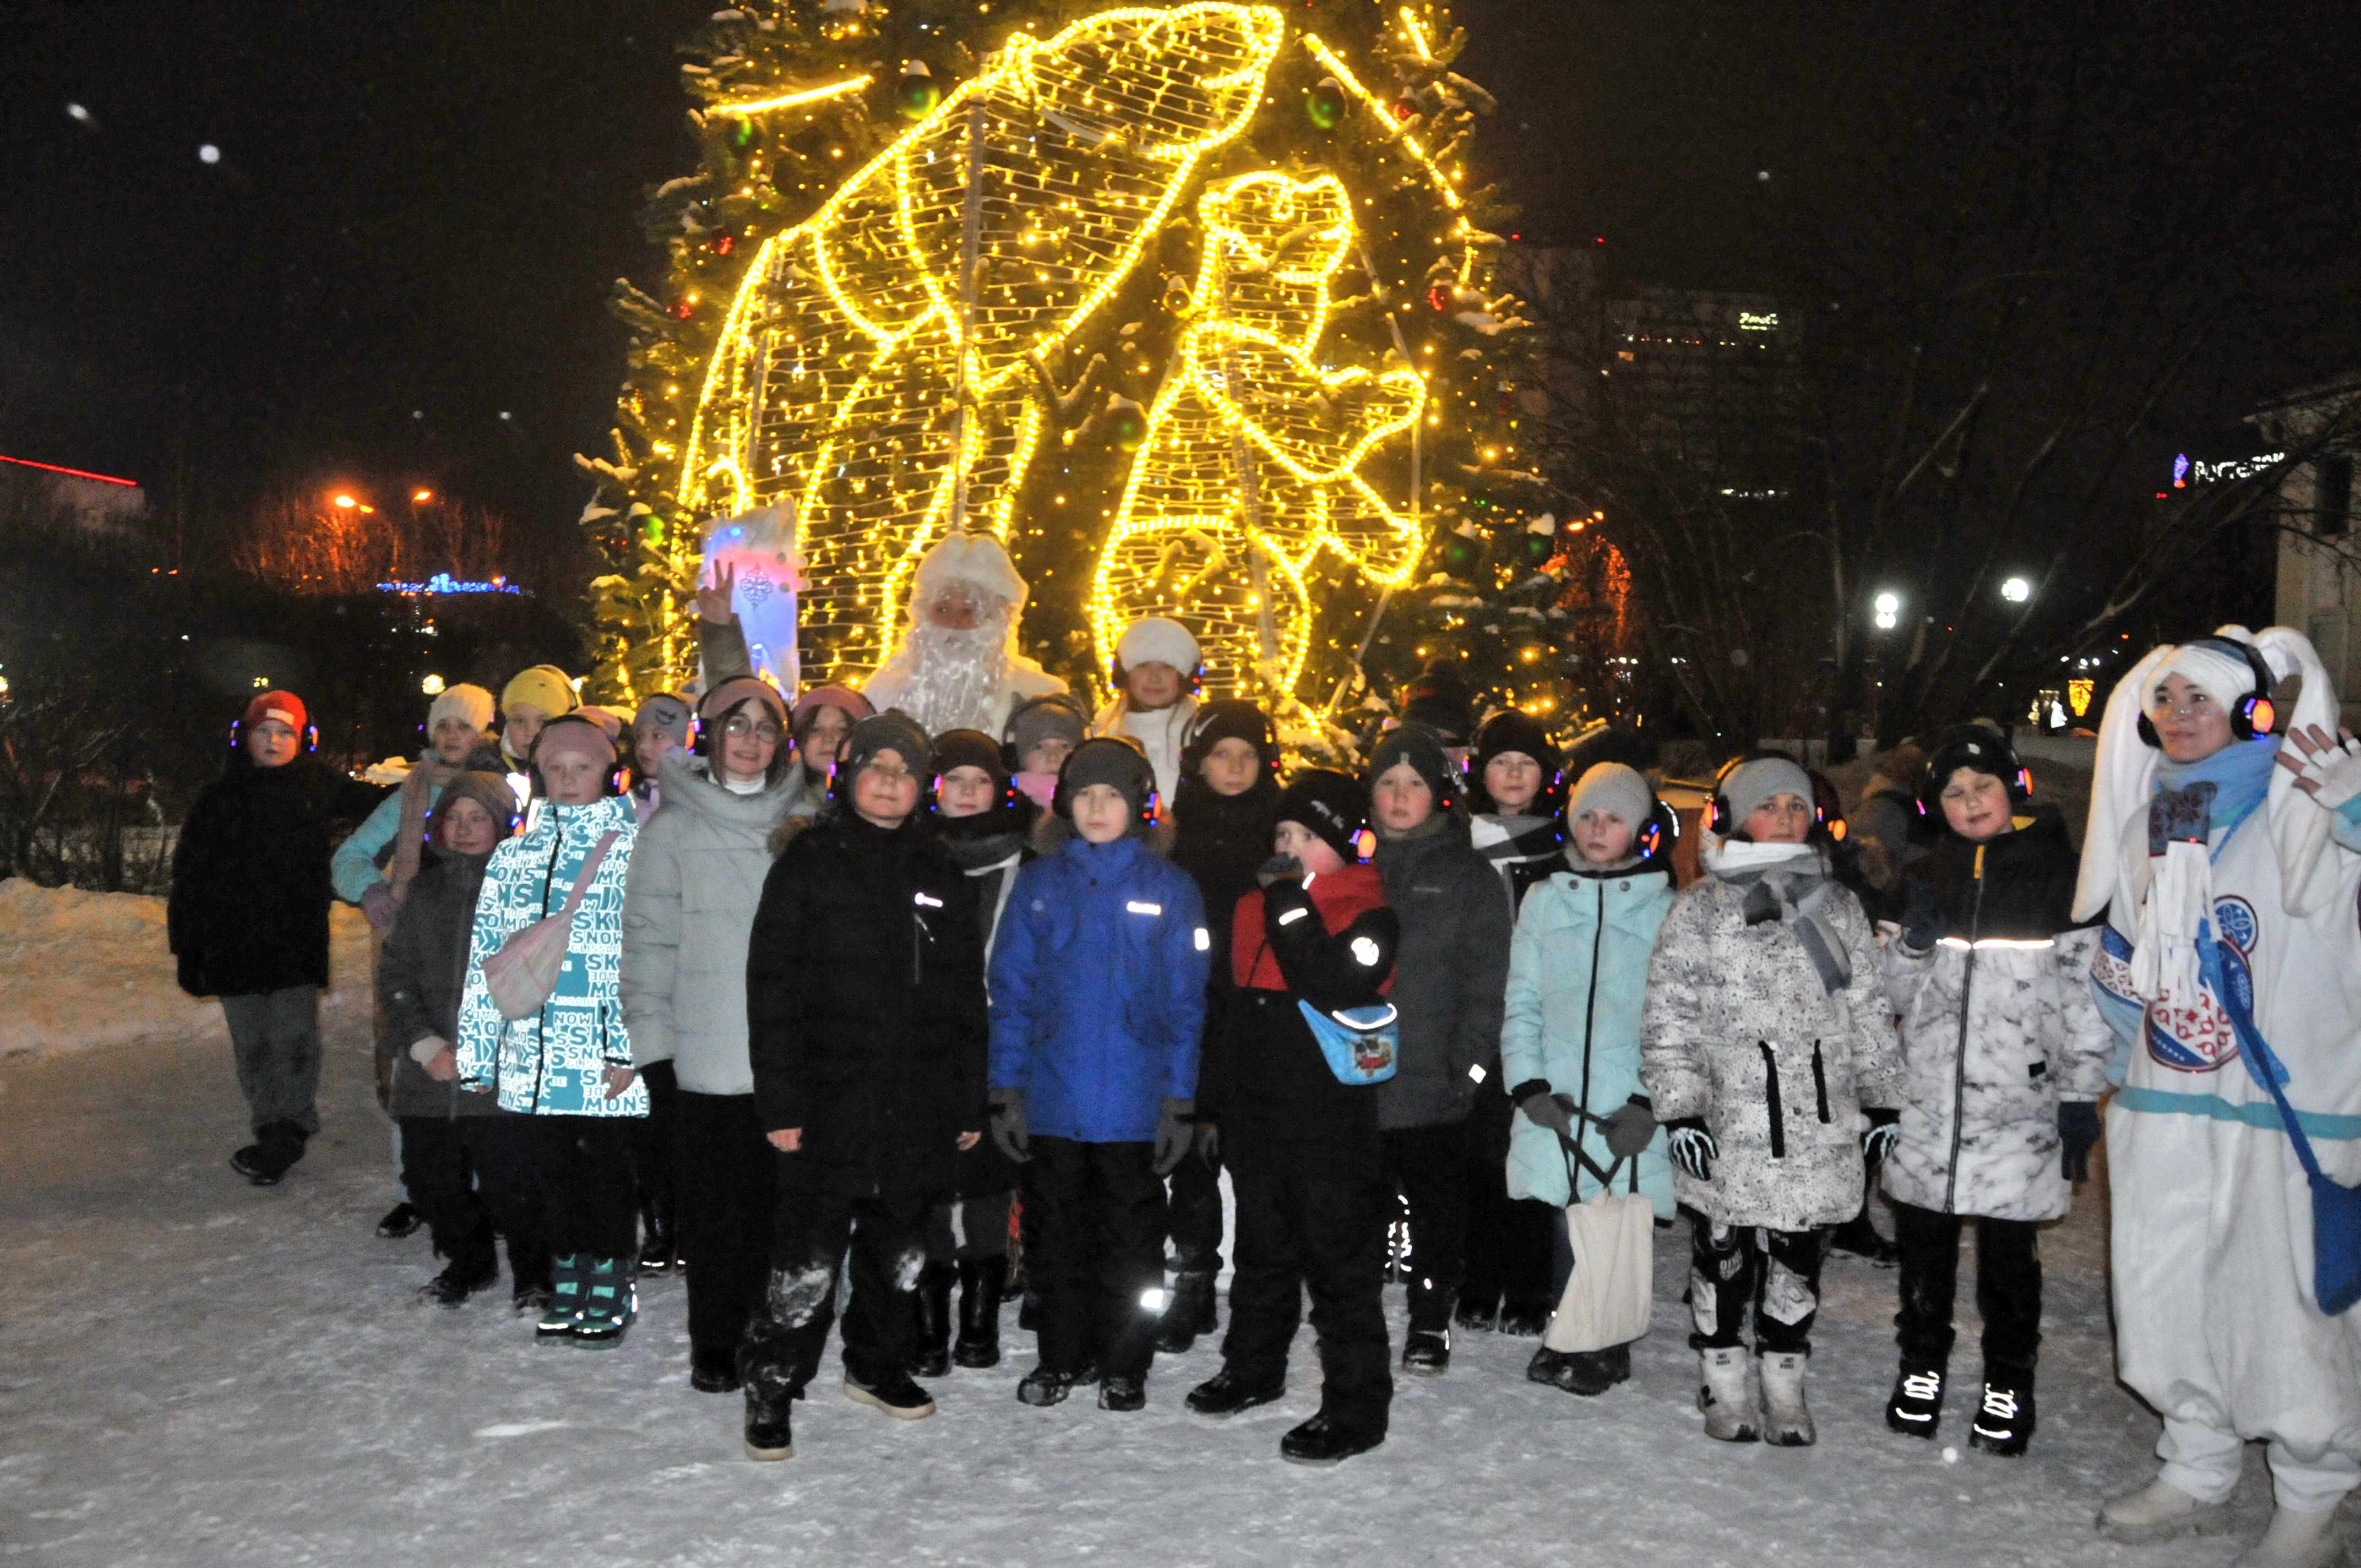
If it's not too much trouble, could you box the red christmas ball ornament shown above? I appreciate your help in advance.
[668,298,695,320]
[1426,281,1456,313]
[709,231,737,257]
[1392,94,1420,123]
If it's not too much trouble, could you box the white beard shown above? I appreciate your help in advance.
[875,617,1012,734]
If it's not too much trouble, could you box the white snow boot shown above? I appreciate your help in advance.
[1696,1347,1759,1443]
[2233,1506,2352,1568]
[2097,1476,2237,1544]
[1757,1351,1815,1447]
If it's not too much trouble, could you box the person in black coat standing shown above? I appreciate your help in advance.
[1156,699,1283,1353]
[169,690,385,1185]
[737,713,989,1462]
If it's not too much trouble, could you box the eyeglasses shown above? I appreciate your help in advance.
[2148,688,2216,720]
[724,715,783,743]
[862,761,916,783]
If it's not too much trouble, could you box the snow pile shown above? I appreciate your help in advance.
[0,878,371,1060]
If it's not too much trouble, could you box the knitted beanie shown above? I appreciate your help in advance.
[1468,709,1564,815]
[427,683,494,735]
[242,689,307,736]
[432,770,521,837]
[500,665,578,720]
[932,728,1008,785]
[700,675,790,728]
[630,693,694,748]
[1116,616,1201,674]
[1277,769,1369,864]
[1367,721,1456,805]
[1007,691,1091,757]
[532,712,617,771]
[1058,734,1156,820]
[791,684,874,741]
[1566,762,1653,829]
[1721,753,1814,831]
[841,711,932,780]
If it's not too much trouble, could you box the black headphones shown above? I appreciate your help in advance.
[229,716,319,754]
[1001,692,1094,774]
[1916,725,2034,818]
[1051,737,1160,829]
[1635,798,1679,863]
[526,714,626,798]
[1706,748,1819,836]
[928,735,1027,820]
[2135,639,2278,748]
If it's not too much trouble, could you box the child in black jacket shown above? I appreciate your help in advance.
[1189,770,1400,1467]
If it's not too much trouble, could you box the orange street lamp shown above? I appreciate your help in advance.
[332,493,358,510]
[411,488,434,503]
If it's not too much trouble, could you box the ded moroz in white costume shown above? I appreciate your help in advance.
[2080,625,2361,1525]
[859,532,1067,738]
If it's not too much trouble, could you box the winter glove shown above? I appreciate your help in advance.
[1601,1097,1658,1161]
[1899,877,1941,953]
[988,1091,1030,1166]
[1512,1080,1575,1137]
[2059,1100,2102,1183]
[1152,1098,1196,1176]
[1663,1117,1717,1182]
[360,881,400,932]
[1196,1120,1221,1170]
[1256,853,1304,889]
[2275,722,2361,812]
[1861,1107,1901,1166]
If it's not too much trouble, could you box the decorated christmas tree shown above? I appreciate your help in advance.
[580,0,1540,745]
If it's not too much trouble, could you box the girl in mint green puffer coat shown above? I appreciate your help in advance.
[1499,763,1677,1395]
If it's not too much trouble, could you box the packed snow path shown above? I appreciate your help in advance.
[0,1021,2318,1565]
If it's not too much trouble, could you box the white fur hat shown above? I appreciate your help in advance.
[907,531,1028,617]
[1116,616,1200,674]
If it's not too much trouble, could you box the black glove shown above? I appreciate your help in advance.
[1196,1119,1221,1170]
[1900,877,1941,952]
[1256,853,1304,888]
[1601,1097,1658,1160]
[2059,1100,2101,1183]
[1664,1116,1717,1181]
[1152,1097,1196,1177]
[1512,1079,1575,1137]
[1862,1106,1901,1166]
[988,1091,1030,1166]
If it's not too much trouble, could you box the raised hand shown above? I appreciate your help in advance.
[695,561,738,626]
[2275,722,2361,808]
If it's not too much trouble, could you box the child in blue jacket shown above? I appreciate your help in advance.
[988,737,1210,1412]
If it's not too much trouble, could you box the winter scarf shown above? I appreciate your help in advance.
[389,755,458,901]
[1701,835,1851,994]
[2128,736,2279,1006]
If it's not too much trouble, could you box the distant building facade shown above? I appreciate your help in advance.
[2253,375,2361,722]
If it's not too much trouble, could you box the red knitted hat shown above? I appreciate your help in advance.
[242,690,308,736]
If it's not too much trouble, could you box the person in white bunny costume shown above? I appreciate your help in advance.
[2081,625,2361,1567]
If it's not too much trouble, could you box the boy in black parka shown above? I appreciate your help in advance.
[1189,770,1400,1467]
[170,689,385,1184]
[738,714,988,1462]
[1157,699,1283,1352]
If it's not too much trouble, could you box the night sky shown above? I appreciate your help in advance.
[6,2,2356,567]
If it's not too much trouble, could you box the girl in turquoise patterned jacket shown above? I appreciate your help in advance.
[455,714,646,1348]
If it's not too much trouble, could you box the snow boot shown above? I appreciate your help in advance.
[743,1395,793,1462]
[418,1243,499,1308]
[1280,1413,1384,1467]
[512,1281,554,1319]
[1967,1372,2034,1457]
[637,1217,677,1277]
[1156,1270,1218,1354]
[1758,1350,1815,1446]
[845,1368,936,1420]
[1495,1302,1551,1338]
[231,1120,308,1186]
[953,1257,1004,1369]
[377,1201,423,1239]
[1097,1374,1147,1412]
[1186,1366,1286,1417]
[1885,1360,1946,1439]
[1828,1206,1898,1266]
[2233,1506,2353,1568]
[2098,1476,2238,1545]
[1696,1346,1760,1443]
[691,1347,741,1393]
[1401,1329,1451,1375]
[1016,1363,1097,1407]
[537,1255,586,1342]
[910,1262,953,1378]
[571,1257,635,1349]
[1454,1295,1499,1333]
[1541,1343,1630,1397]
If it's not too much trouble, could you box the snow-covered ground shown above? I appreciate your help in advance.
[0,895,2329,1567]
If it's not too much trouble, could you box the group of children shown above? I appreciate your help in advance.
[162,624,2116,1478]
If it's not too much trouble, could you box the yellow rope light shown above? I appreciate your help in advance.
[708,76,874,116]
[680,3,1286,687]
[1397,6,1433,61]
[1090,171,1425,700]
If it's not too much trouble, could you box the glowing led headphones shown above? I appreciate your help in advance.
[2135,639,2278,747]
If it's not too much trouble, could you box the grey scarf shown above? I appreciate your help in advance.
[1705,840,1851,994]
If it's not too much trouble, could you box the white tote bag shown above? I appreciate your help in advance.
[1543,1139,1655,1355]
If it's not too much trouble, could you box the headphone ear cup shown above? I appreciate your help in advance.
[2136,712,2161,749]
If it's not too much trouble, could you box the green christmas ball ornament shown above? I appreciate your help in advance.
[731,117,755,149]
[1521,529,1555,565]
[640,516,666,546]
[1306,77,1347,130]
[896,61,940,121]
[1439,532,1480,575]
[1105,399,1146,452]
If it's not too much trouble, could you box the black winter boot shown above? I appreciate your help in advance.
[1530,1342,1629,1396]
[691,1347,742,1393]
[1401,1329,1451,1375]
[953,1257,1005,1369]
[1885,1360,1946,1439]
[1016,1363,1098,1407]
[637,1199,677,1277]
[231,1120,309,1186]
[845,1368,936,1420]
[377,1201,423,1239]
[1097,1374,1146,1412]
[418,1235,499,1308]
[1967,1371,2034,1456]
[1280,1412,1384,1466]
[1185,1366,1285,1417]
[1156,1270,1217,1354]
[743,1391,793,1462]
[910,1261,953,1378]
[1829,1198,1899,1266]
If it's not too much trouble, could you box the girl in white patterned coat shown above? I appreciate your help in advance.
[1641,752,1903,1448]
[1875,725,2112,1457]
